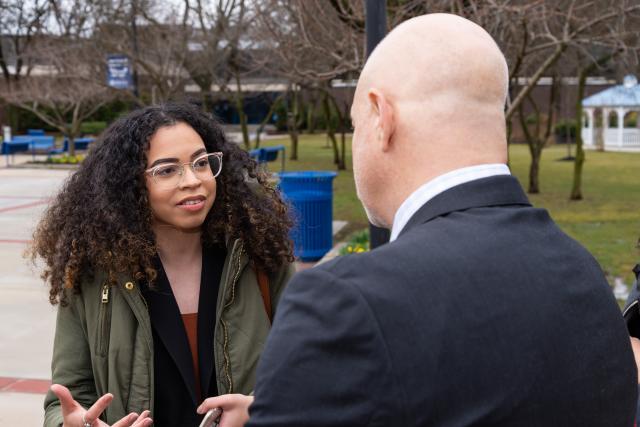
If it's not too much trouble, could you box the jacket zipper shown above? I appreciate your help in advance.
[220,242,244,393]
[98,284,112,356]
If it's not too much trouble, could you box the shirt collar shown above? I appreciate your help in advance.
[389,164,511,242]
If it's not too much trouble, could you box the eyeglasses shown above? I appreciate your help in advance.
[145,152,223,189]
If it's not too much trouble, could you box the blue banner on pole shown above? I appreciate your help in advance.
[106,55,133,90]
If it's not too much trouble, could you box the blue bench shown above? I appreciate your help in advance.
[11,135,56,161]
[12,135,56,151]
[48,137,96,156]
[2,140,31,165]
[27,129,46,136]
[249,145,286,172]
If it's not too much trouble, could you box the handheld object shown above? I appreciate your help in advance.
[199,408,222,427]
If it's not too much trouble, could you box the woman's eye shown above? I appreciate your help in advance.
[155,165,178,177]
[194,158,209,169]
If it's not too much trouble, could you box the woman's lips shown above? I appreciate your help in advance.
[177,197,206,212]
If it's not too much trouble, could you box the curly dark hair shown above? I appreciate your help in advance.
[29,103,294,305]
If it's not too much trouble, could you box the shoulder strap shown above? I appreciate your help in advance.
[256,268,272,324]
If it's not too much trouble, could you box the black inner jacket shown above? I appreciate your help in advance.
[141,244,226,427]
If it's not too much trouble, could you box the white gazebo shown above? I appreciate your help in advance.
[581,75,640,151]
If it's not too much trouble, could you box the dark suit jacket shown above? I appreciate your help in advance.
[142,246,226,427]
[247,175,637,427]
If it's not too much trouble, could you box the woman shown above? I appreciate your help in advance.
[32,103,295,427]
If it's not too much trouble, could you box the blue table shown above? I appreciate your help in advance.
[27,129,46,136]
[249,145,286,172]
[64,137,95,151]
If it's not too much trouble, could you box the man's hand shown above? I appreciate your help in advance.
[197,394,254,427]
[50,384,153,427]
[630,337,640,384]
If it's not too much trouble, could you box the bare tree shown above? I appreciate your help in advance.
[93,0,191,104]
[518,74,559,193]
[0,0,49,86]
[254,0,365,168]
[3,0,116,156]
[182,0,262,149]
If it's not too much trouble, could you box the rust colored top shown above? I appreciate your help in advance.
[181,313,201,400]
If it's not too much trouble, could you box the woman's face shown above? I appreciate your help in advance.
[145,122,216,231]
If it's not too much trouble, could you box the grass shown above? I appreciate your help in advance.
[259,135,640,285]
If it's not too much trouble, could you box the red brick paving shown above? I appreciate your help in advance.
[0,377,51,394]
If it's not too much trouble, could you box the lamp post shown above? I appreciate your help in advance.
[365,0,390,249]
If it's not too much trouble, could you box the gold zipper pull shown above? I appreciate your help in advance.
[101,284,109,304]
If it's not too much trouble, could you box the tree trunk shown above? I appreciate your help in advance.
[339,130,346,170]
[528,146,541,194]
[307,99,317,134]
[287,88,300,160]
[67,132,76,157]
[321,93,340,165]
[254,94,282,149]
[329,94,349,170]
[233,73,250,150]
[570,69,588,200]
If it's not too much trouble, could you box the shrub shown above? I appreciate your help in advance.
[340,229,370,255]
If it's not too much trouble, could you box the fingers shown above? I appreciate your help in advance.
[198,394,254,414]
[50,384,79,417]
[131,410,153,427]
[197,394,240,414]
[111,410,153,427]
[110,412,139,427]
[83,392,114,425]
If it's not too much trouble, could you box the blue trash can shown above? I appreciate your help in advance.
[278,171,338,261]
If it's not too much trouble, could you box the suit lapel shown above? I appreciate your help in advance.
[398,175,531,239]
[142,257,198,406]
[198,245,226,397]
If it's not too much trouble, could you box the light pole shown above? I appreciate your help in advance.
[365,0,390,249]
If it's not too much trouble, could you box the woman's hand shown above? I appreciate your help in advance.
[630,337,640,384]
[51,384,153,427]
[197,394,254,427]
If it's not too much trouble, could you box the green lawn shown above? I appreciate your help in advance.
[259,135,640,285]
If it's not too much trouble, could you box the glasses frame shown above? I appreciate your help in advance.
[145,151,223,188]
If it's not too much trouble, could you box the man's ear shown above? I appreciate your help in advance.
[368,88,395,152]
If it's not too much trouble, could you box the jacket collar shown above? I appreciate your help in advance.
[397,175,531,240]
[141,256,200,405]
[140,244,226,405]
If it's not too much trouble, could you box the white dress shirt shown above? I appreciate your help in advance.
[389,164,511,242]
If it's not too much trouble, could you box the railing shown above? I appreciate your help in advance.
[581,128,640,149]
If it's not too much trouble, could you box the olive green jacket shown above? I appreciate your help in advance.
[43,239,294,426]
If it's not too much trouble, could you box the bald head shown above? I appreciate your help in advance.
[351,14,510,228]
[359,14,509,113]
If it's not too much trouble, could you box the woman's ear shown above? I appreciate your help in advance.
[368,88,395,152]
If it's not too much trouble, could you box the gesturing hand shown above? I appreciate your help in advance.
[197,394,254,427]
[50,384,153,427]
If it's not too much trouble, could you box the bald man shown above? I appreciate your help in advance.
[240,14,637,426]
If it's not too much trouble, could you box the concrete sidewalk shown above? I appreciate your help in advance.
[0,166,70,426]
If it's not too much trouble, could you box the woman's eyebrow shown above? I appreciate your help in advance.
[148,157,179,168]
[191,148,207,159]
[148,149,207,168]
